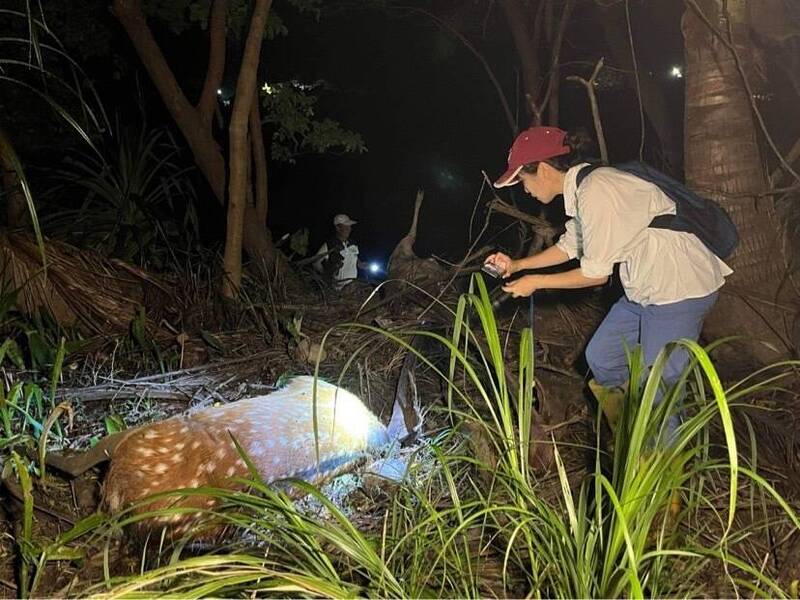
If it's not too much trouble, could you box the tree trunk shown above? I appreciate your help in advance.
[500,0,543,127]
[544,0,573,126]
[500,0,572,128]
[222,0,273,298]
[683,0,793,366]
[113,0,281,274]
[251,100,269,224]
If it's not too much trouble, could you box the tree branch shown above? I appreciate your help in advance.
[197,0,228,127]
[113,0,227,201]
[567,58,608,162]
[545,0,574,124]
[500,0,542,127]
[114,0,195,137]
[487,198,559,236]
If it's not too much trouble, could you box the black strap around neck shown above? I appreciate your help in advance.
[575,163,606,189]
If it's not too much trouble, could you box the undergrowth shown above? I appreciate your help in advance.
[1,275,799,598]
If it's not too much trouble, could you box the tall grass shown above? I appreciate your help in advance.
[1,5,111,267]
[27,276,800,597]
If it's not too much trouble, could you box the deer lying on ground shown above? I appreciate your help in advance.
[42,376,419,535]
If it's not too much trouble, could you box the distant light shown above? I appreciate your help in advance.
[670,66,683,79]
[369,262,381,274]
[216,88,223,95]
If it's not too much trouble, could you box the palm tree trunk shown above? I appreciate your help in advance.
[683,0,793,365]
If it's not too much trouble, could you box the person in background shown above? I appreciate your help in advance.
[314,214,367,289]
[485,126,731,443]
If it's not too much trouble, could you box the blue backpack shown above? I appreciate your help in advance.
[575,162,739,260]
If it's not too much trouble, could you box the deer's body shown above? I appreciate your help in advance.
[86,377,392,526]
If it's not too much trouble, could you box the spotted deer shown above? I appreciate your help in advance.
[46,376,419,533]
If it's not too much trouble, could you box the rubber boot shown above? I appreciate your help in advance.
[668,488,682,523]
[640,452,684,533]
[588,379,627,433]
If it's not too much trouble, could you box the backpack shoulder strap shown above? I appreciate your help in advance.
[575,163,607,189]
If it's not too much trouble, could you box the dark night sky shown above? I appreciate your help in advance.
[3,1,696,268]
[266,6,512,264]
[263,2,688,267]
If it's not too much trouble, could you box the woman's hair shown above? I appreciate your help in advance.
[521,128,595,175]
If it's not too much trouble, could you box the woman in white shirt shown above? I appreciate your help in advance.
[486,126,731,439]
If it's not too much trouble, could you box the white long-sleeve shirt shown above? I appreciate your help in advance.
[555,163,732,306]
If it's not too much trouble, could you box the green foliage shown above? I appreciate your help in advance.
[104,414,127,435]
[262,81,366,162]
[0,129,46,266]
[0,5,112,328]
[130,306,166,370]
[0,332,68,448]
[21,275,797,597]
[0,275,84,373]
[0,338,25,370]
[44,125,199,268]
[7,452,35,598]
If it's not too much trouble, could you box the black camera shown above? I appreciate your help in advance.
[481,262,504,279]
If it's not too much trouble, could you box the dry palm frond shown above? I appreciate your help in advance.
[0,232,176,337]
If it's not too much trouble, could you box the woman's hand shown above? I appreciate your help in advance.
[484,252,517,278]
[502,275,539,298]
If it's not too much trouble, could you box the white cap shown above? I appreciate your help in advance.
[333,214,357,226]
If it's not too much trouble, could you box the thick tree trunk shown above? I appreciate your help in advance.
[683,0,793,365]
[222,0,273,298]
[113,0,281,275]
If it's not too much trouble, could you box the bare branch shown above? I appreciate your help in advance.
[487,198,559,236]
[567,58,608,163]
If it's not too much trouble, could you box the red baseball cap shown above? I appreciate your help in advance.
[494,126,570,188]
